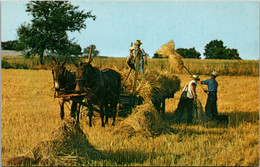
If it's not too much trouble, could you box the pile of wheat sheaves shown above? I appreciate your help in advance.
[7,119,106,166]
[113,102,174,137]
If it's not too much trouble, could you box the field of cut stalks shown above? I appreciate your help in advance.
[1,57,259,166]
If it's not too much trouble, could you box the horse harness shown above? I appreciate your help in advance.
[53,69,76,97]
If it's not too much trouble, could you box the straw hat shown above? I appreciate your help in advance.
[191,75,200,81]
[211,71,218,77]
[134,40,142,46]
[130,46,135,51]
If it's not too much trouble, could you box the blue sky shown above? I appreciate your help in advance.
[1,1,259,60]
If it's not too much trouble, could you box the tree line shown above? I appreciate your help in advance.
[2,39,241,60]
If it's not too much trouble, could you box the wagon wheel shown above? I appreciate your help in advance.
[79,97,101,119]
[79,98,89,119]
[118,92,144,117]
[80,105,88,119]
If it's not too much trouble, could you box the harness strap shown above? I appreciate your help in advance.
[64,101,71,111]
[75,78,86,81]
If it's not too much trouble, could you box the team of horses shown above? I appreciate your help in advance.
[51,57,121,127]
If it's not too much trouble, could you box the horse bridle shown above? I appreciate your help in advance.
[75,66,88,82]
[52,68,76,91]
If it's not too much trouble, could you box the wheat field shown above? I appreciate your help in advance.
[1,68,259,166]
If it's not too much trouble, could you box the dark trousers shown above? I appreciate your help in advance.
[176,97,193,123]
[136,59,144,74]
[205,92,218,119]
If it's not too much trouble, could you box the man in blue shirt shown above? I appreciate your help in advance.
[200,71,218,120]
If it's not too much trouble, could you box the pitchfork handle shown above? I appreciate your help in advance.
[122,68,132,87]
[183,66,192,75]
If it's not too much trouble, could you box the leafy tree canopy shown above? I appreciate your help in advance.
[1,40,24,51]
[17,1,95,64]
[176,47,201,59]
[204,40,241,60]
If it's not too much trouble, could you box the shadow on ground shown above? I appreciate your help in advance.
[163,110,259,129]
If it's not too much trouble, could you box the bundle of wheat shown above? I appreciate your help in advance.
[156,40,184,71]
[8,119,106,166]
[156,40,175,58]
[113,102,173,137]
[173,98,208,124]
[192,98,208,123]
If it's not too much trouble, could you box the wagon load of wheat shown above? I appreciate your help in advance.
[121,69,180,104]
[113,102,173,137]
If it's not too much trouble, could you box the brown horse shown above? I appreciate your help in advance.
[72,60,121,127]
[51,57,80,124]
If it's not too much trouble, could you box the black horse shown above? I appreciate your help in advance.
[51,57,81,124]
[73,60,121,127]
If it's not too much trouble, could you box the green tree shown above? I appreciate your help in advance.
[176,47,201,59]
[224,48,241,60]
[83,45,99,58]
[17,1,95,65]
[59,42,82,57]
[1,40,24,51]
[204,40,241,59]
[69,43,82,56]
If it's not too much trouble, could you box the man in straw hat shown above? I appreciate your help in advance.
[126,46,136,70]
[176,75,200,124]
[133,40,148,74]
[199,71,219,120]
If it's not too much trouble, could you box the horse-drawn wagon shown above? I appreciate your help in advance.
[51,44,180,126]
[54,88,142,117]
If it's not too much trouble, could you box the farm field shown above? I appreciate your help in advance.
[1,67,259,166]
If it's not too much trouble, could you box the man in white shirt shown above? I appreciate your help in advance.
[176,75,200,124]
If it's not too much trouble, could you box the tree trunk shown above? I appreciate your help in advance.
[39,51,44,65]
